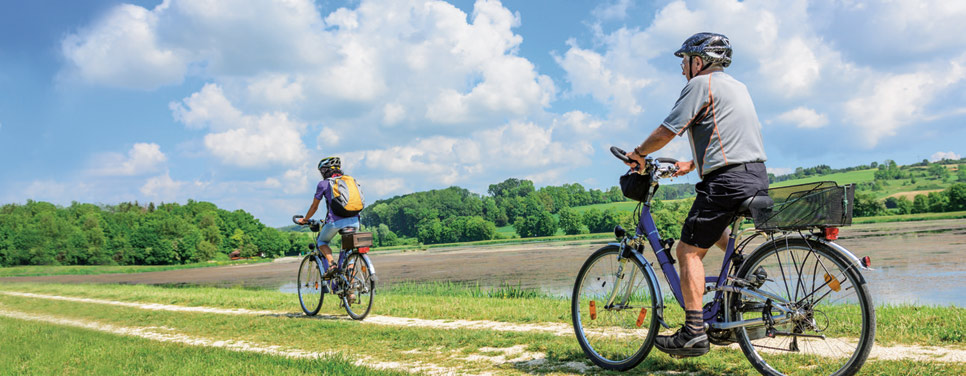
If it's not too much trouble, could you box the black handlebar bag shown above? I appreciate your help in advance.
[619,171,652,202]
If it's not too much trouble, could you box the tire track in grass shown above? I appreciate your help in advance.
[0,307,451,375]
[4,290,964,364]
[0,290,574,335]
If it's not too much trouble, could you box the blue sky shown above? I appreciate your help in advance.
[2,0,965,227]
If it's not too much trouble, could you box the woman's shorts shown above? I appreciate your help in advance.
[316,216,361,246]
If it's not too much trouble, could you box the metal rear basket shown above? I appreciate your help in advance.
[750,182,855,231]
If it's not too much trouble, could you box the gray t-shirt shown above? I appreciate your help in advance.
[661,72,767,177]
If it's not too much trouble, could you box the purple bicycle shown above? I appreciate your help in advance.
[571,147,875,375]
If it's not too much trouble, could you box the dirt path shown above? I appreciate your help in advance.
[4,290,964,364]
[0,308,452,375]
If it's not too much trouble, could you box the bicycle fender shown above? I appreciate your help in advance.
[752,236,868,285]
[608,242,671,329]
[809,237,873,272]
[359,253,378,282]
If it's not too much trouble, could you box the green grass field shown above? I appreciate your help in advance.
[0,282,961,375]
[0,258,271,278]
[771,169,877,187]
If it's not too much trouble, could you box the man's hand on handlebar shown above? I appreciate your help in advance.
[298,217,309,225]
[624,151,646,171]
[672,160,695,177]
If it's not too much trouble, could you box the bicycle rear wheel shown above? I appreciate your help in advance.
[297,254,325,316]
[342,252,375,320]
[572,245,658,371]
[731,237,875,376]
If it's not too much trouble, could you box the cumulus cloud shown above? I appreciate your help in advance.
[357,120,593,187]
[140,172,185,201]
[65,0,553,129]
[554,38,650,115]
[844,61,965,147]
[593,0,633,21]
[170,84,308,167]
[89,143,167,176]
[773,107,829,129]
[61,3,187,89]
[930,152,962,162]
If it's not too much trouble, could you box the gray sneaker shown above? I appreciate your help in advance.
[655,326,710,358]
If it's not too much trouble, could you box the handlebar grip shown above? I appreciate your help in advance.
[610,146,631,163]
[292,215,304,224]
[655,157,679,164]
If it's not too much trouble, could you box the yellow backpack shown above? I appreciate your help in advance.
[328,175,365,217]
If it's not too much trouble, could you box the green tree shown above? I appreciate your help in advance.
[462,216,496,241]
[947,183,966,212]
[558,207,583,235]
[912,194,930,214]
[853,193,886,217]
[927,191,949,212]
[513,196,557,237]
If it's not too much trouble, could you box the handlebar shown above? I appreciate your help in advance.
[611,146,681,179]
[292,215,319,226]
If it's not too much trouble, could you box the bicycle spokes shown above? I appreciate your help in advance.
[733,241,874,376]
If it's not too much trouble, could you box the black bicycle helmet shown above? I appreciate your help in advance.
[318,156,341,174]
[674,32,732,68]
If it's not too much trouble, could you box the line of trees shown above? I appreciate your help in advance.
[0,200,308,267]
[359,178,697,244]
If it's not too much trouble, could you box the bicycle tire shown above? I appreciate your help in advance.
[297,254,325,316]
[572,245,658,371]
[342,252,375,320]
[731,237,875,376]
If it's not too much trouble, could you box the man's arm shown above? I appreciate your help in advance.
[625,125,676,167]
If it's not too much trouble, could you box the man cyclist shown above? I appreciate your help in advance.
[625,32,768,358]
[298,156,362,279]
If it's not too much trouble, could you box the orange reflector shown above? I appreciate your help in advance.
[861,256,871,268]
[824,227,839,240]
[636,308,648,327]
[362,265,368,274]
[589,301,597,320]
[824,273,841,292]
[314,281,319,290]
[358,247,369,254]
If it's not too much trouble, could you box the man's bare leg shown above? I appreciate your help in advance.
[655,230,729,356]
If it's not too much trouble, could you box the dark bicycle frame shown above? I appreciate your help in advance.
[613,201,741,326]
[606,158,871,330]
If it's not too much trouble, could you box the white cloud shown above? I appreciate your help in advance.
[774,107,829,129]
[357,120,593,187]
[593,0,633,21]
[317,126,342,148]
[930,152,962,162]
[66,0,553,129]
[767,167,793,176]
[555,39,650,115]
[90,143,168,176]
[171,83,308,167]
[140,173,185,201]
[362,178,406,196]
[845,61,966,147]
[61,3,188,89]
[245,74,304,108]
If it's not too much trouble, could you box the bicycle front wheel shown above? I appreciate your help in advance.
[297,254,325,316]
[572,245,658,371]
[732,237,875,376]
[342,252,375,320]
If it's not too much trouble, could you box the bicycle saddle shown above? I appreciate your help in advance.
[338,227,357,235]
[737,195,773,217]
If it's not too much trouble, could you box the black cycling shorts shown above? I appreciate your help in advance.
[681,162,768,249]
